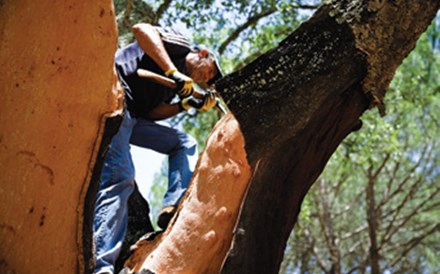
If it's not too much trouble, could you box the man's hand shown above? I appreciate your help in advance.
[198,91,217,112]
[179,91,217,112]
[179,97,201,111]
[165,68,194,98]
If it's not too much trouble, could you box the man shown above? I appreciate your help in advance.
[93,23,222,274]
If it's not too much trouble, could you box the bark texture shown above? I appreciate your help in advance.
[0,1,120,273]
[217,1,440,273]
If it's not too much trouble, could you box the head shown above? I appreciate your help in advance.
[185,47,223,85]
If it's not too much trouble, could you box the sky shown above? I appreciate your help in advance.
[131,145,165,199]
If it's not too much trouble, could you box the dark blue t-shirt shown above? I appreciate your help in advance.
[115,27,191,118]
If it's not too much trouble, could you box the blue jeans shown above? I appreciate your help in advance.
[93,109,197,274]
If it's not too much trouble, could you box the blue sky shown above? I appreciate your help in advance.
[131,145,165,198]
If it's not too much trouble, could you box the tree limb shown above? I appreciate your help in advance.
[218,2,319,54]
[303,227,330,273]
[379,177,439,249]
[365,169,380,274]
[340,225,368,241]
[376,145,427,211]
[219,8,277,55]
[123,0,133,29]
[154,0,173,24]
[386,223,440,269]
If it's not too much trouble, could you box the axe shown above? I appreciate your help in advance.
[136,68,229,114]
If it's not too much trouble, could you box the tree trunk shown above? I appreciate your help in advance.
[219,1,439,273]
[0,1,120,273]
[124,1,439,273]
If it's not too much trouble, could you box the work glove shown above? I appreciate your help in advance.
[179,97,203,111]
[198,90,217,112]
[165,68,194,98]
[179,91,217,112]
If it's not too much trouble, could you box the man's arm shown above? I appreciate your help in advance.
[133,23,194,98]
[146,91,218,120]
[132,23,177,73]
[146,102,181,121]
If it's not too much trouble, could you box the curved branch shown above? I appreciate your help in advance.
[386,223,440,269]
[219,8,277,55]
[123,0,133,29]
[154,0,173,24]
[218,2,319,54]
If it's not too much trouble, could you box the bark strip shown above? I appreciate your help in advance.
[124,113,252,273]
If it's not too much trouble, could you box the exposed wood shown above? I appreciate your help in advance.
[0,1,120,273]
[124,113,251,273]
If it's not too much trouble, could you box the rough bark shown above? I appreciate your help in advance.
[218,1,439,273]
[0,1,121,273]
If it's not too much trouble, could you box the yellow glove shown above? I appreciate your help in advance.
[165,68,194,98]
[179,97,197,111]
[179,91,217,112]
[198,91,217,112]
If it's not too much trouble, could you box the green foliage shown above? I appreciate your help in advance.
[281,17,440,273]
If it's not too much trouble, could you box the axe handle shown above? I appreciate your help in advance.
[137,68,177,89]
[137,68,206,98]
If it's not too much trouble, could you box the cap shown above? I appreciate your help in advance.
[194,45,223,85]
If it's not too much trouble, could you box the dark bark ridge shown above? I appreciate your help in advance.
[83,114,122,274]
[218,8,368,273]
[216,1,439,273]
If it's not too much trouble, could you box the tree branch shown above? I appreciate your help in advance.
[333,189,364,217]
[371,153,391,181]
[365,169,380,274]
[340,225,368,241]
[376,145,427,211]
[218,2,319,54]
[379,160,400,209]
[379,174,425,248]
[386,223,440,268]
[303,227,330,273]
[331,172,350,205]
[219,8,276,55]
[315,179,342,274]
[122,0,133,29]
[379,177,439,250]
[154,0,173,24]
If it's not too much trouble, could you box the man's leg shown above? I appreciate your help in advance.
[130,119,198,227]
[93,111,137,274]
